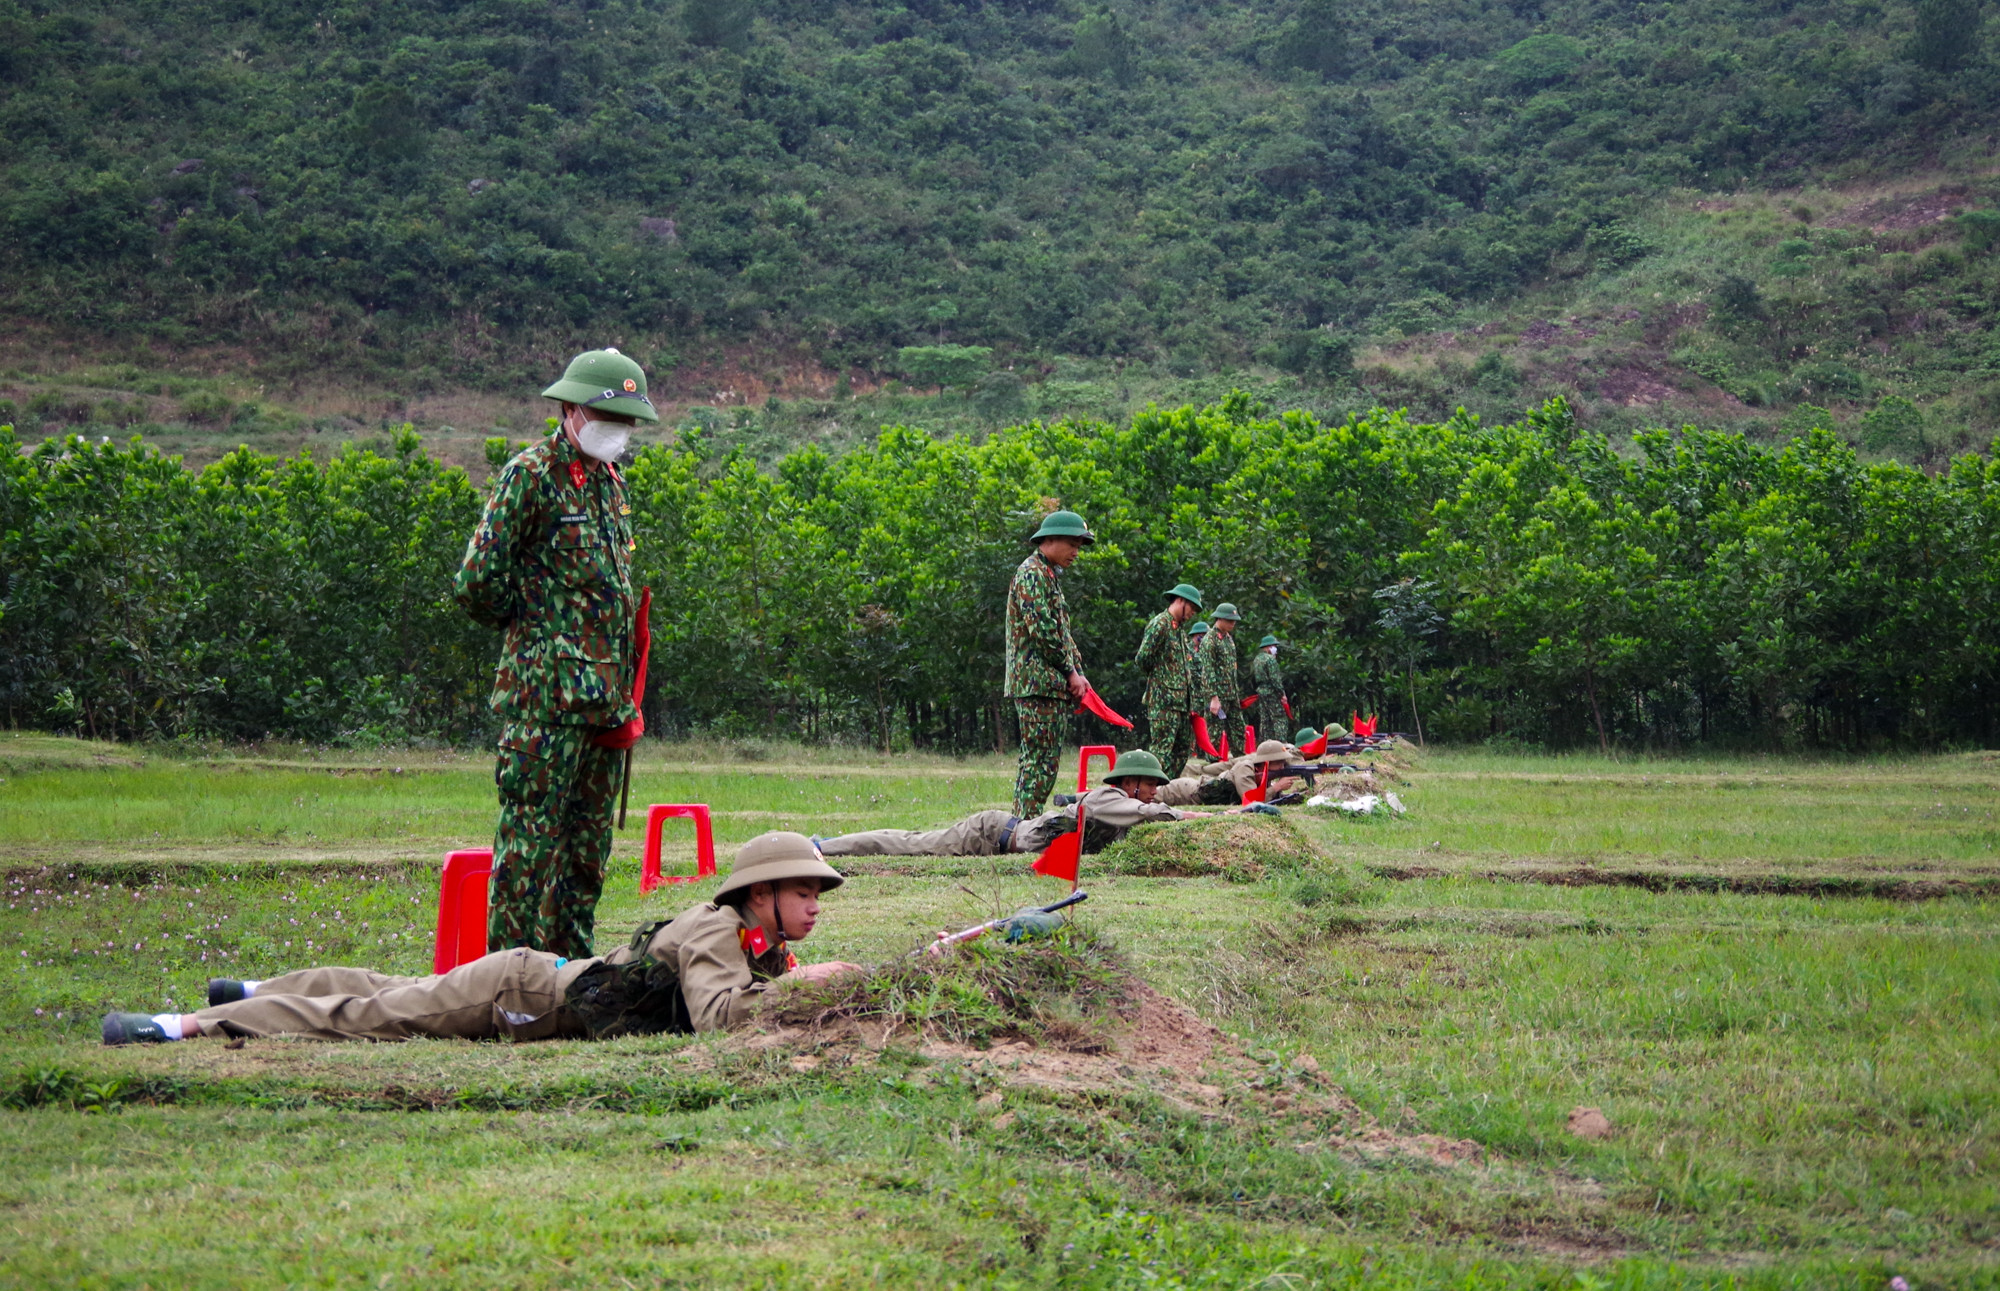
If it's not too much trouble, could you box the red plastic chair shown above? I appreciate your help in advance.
[641,804,717,893]
[1076,744,1116,792]
[432,848,493,974]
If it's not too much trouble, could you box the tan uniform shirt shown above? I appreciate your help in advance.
[1015,784,1185,852]
[597,901,793,1032]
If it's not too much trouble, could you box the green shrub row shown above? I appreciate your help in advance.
[5,395,1997,750]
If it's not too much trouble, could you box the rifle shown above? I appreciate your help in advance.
[915,891,1089,957]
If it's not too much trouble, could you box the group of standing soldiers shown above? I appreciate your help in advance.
[1003,509,1290,820]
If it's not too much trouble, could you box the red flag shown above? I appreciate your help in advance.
[1300,732,1329,758]
[1282,697,1293,722]
[1217,730,1231,760]
[1240,761,1273,805]
[1244,724,1257,747]
[1077,686,1133,729]
[1030,829,1081,884]
[593,586,653,749]
[1192,714,1218,758]
[1238,694,1259,709]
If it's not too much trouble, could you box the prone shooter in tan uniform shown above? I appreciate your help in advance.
[816,749,1274,859]
[1158,739,1304,807]
[100,833,860,1046]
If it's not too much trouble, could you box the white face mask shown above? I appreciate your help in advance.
[573,413,631,463]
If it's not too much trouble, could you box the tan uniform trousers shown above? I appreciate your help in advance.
[818,809,1022,858]
[190,947,589,1042]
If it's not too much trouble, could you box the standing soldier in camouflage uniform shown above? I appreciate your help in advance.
[1252,634,1289,743]
[1134,583,1202,778]
[1198,603,1246,754]
[1004,509,1093,818]
[453,349,658,960]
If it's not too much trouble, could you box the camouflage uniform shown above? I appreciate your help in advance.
[1004,550,1083,818]
[1252,649,1287,744]
[1134,609,1196,777]
[1199,628,1245,753]
[455,427,638,960]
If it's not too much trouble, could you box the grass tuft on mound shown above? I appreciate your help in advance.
[1095,813,1325,882]
[767,925,1129,1051]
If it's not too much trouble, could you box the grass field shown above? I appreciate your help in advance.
[0,733,1994,1288]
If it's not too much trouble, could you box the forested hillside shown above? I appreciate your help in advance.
[3,0,1998,433]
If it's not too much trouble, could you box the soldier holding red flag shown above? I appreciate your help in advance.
[452,348,658,960]
[1004,509,1096,818]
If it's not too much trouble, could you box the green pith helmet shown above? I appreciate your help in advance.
[1189,620,1210,636]
[1103,749,1170,784]
[1295,727,1320,745]
[1029,509,1095,545]
[1164,582,1203,609]
[541,348,660,423]
[1259,634,1279,648]
[1211,603,1242,622]
[715,831,846,899]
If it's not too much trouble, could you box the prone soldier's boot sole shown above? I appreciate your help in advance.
[101,1012,169,1046]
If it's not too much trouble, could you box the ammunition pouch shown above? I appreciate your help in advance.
[562,919,694,1039]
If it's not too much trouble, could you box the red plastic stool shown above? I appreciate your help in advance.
[1076,744,1116,791]
[432,848,492,974]
[641,804,717,893]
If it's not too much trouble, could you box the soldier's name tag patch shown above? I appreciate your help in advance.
[557,514,589,525]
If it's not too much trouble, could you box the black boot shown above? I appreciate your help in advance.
[101,1013,170,1046]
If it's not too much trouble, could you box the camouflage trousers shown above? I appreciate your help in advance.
[1012,696,1071,818]
[1211,706,1247,757]
[1146,701,1197,780]
[490,723,624,960]
[1258,697,1288,746]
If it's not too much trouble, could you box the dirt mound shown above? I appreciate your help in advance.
[1094,813,1323,880]
[748,957,1490,1166]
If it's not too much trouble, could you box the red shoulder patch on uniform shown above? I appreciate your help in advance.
[740,926,771,957]
[568,461,587,491]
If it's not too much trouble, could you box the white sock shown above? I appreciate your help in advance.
[151,1013,184,1041]
[242,980,261,998]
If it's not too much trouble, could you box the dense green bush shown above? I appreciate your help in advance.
[6,398,1997,750]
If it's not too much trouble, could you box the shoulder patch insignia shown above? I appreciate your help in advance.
[568,461,587,491]
[740,926,771,957]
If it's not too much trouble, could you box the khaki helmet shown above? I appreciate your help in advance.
[1246,738,1293,766]
[1029,509,1095,544]
[714,831,846,900]
[1102,749,1170,784]
[541,348,660,423]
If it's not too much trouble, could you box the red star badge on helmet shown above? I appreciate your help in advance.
[623,378,637,392]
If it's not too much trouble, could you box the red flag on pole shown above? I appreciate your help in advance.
[1192,714,1218,758]
[592,587,652,750]
[1031,796,1085,887]
[1300,731,1329,758]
